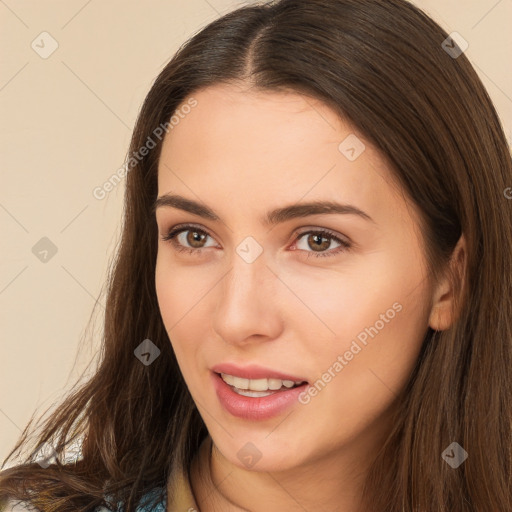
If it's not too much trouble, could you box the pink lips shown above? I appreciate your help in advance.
[210,365,310,421]
[210,362,308,383]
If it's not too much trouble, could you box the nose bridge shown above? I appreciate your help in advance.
[213,237,282,341]
[222,241,268,308]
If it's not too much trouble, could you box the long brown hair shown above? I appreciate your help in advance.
[1,0,511,510]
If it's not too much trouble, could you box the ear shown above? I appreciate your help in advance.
[428,234,467,331]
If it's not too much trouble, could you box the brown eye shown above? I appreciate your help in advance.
[184,230,208,248]
[305,233,331,251]
[161,225,215,255]
[295,229,352,258]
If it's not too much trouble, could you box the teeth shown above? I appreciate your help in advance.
[232,388,277,398]
[220,373,305,391]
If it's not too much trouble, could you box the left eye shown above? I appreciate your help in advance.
[160,225,352,259]
[294,230,351,258]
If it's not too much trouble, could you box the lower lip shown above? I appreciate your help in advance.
[211,372,309,421]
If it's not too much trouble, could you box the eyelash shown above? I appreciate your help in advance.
[160,224,352,259]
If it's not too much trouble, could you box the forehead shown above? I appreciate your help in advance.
[156,84,406,225]
[161,84,354,161]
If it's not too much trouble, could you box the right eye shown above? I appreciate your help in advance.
[160,224,217,255]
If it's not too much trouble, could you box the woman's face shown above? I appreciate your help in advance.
[155,83,436,473]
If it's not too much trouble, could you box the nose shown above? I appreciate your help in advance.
[212,249,283,346]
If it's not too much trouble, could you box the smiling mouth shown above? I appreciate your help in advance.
[215,372,308,397]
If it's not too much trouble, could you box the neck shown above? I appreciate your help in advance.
[189,434,375,512]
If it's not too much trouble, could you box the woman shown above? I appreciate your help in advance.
[1,0,511,510]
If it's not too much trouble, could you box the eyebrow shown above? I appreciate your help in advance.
[152,194,375,225]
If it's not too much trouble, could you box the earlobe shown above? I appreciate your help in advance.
[428,234,467,331]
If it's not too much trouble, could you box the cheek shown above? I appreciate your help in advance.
[292,293,429,446]
[284,244,430,379]
[155,254,207,325]
[300,259,430,424]
[155,257,191,357]
[155,257,176,328]
[278,252,424,352]
[155,256,214,363]
[155,262,202,400]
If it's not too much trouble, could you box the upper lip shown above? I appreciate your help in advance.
[211,363,308,382]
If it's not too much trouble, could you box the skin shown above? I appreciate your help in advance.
[154,83,465,512]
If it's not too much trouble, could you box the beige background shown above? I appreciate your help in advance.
[1,0,511,465]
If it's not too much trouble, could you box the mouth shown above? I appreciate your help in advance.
[211,370,310,420]
[214,371,309,397]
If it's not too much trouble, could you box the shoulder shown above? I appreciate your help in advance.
[1,488,166,512]
[131,487,167,512]
[100,487,167,512]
